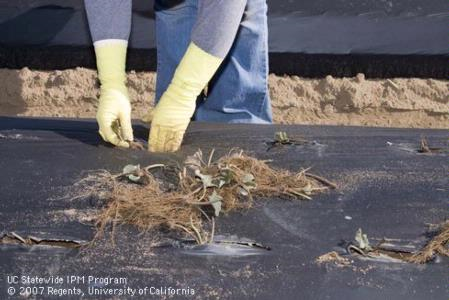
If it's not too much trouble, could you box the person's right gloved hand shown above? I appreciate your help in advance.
[96,88,133,148]
[94,40,133,148]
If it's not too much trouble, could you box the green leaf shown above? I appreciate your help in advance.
[241,173,256,191]
[217,169,234,188]
[217,180,226,188]
[275,131,290,143]
[355,228,372,251]
[123,164,140,174]
[208,191,223,217]
[195,170,216,188]
[242,173,256,186]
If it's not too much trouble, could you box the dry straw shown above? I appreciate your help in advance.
[405,220,449,264]
[76,149,336,244]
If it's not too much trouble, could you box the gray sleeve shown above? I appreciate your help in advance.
[191,0,247,58]
[84,0,132,42]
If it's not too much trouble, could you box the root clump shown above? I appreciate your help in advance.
[346,223,449,264]
[77,149,336,244]
[405,221,449,263]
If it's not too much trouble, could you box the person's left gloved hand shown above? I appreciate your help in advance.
[148,42,223,152]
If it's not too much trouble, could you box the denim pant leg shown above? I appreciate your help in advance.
[155,0,272,124]
[195,0,273,124]
[154,0,197,102]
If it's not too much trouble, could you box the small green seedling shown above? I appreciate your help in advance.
[275,131,290,144]
[354,228,373,252]
[267,131,310,151]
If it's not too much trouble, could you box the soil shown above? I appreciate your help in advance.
[0,67,447,129]
[316,251,352,267]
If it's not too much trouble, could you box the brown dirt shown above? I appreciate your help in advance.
[316,251,352,267]
[0,68,447,129]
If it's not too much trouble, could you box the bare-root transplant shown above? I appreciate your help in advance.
[336,222,449,265]
[405,220,449,264]
[75,149,336,245]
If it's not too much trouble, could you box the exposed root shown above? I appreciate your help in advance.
[345,221,449,264]
[405,221,449,263]
[74,149,335,245]
[418,137,445,154]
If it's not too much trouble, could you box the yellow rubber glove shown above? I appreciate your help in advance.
[149,42,223,152]
[94,40,133,148]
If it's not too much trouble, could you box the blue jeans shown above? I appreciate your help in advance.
[154,0,273,124]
